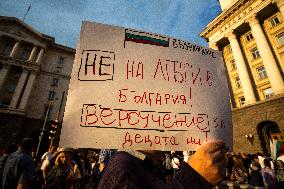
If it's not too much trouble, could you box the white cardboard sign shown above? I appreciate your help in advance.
[60,21,232,151]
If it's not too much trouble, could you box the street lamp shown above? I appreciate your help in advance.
[245,133,254,145]
[35,99,56,157]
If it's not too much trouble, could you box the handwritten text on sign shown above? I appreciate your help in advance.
[60,22,232,150]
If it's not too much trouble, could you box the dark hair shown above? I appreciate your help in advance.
[263,158,271,167]
[20,138,35,150]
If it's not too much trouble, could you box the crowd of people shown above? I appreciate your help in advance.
[225,152,284,188]
[0,138,283,188]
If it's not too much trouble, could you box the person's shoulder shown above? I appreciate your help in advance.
[105,151,143,174]
[111,152,138,166]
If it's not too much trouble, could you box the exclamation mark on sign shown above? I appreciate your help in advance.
[189,87,193,108]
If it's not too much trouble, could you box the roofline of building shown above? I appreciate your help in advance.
[53,43,75,53]
[200,0,248,39]
[0,16,75,53]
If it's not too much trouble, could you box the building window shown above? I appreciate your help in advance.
[7,83,16,93]
[257,66,268,80]
[276,33,284,46]
[51,78,59,87]
[230,59,237,71]
[58,56,64,65]
[0,98,11,108]
[263,88,274,99]
[1,43,13,56]
[20,48,30,60]
[251,47,260,60]
[245,33,254,42]
[48,91,56,100]
[269,16,281,28]
[234,76,241,89]
[238,96,246,106]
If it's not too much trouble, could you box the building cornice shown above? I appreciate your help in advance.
[200,0,255,39]
[0,16,75,53]
[52,43,75,54]
[0,16,54,42]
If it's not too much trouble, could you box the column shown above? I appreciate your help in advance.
[274,0,284,18]
[9,69,29,109]
[209,42,219,50]
[19,71,37,109]
[227,31,256,104]
[28,46,37,62]
[36,48,44,63]
[10,40,20,58]
[0,64,10,90]
[248,15,284,94]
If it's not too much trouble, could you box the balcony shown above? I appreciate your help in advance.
[0,54,39,71]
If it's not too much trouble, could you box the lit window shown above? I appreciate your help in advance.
[51,78,59,87]
[235,76,241,89]
[239,96,246,106]
[48,91,56,100]
[276,33,284,46]
[257,66,267,80]
[251,47,260,59]
[269,16,281,28]
[245,33,254,42]
[58,56,64,65]
[263,88,274,99]
[230,59,237,71]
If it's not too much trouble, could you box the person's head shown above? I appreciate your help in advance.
[251,161,261,171]
[20,138,35,154]
[251,154,258,161]
[233,158,245,169]
[275,160,284,170]
[263,158,271,168]
[55,152,70,166]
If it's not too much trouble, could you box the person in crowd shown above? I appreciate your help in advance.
[225,152,234,181]
[248,161,264,187]
[171,152,180,175]
[230,156,248,184]
[45,151,72,189]
[2,138,35,189]
[88,155,100,189]
[67,149,84,189]
[240,152,250,172]
[69,160,81,189]
[261,158,278,189]
[97,140,227,189]
[275,159,284,188]
[0,143,17,187]
[98,149,117,173]
[41,145,57,184]
[164,153,173,183]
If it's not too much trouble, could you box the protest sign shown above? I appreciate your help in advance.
[60,21,232,151]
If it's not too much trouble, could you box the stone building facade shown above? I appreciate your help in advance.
[0,16,75,146]
[201,0,284,154]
